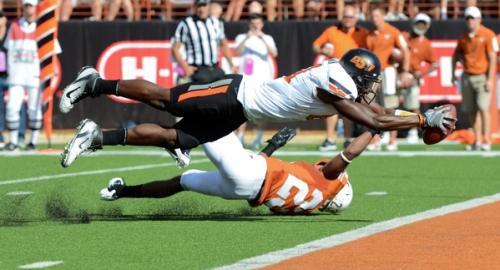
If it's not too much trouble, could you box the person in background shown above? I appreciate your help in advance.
[452,6,498,151]
[224,0,246,21]
[248,0,262,14]
[172,0,236,84]
[209,1,224,19]
[4,0,43,151]
[366,6,411,151]
[234,13,277,148]
[312,5,368,151]
[401,13,437,144]
[0,12,7,149]
[60,0,102,21]
[385,0,407,20]
[106,0,134,21]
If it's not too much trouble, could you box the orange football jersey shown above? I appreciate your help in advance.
[250,157,349,214]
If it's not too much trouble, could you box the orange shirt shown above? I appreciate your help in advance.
[455,25,498,75]
[250,157,348,214]
[366,23,408,69]
[497,34,500,72]
[403,32,437,73]
[313,25,368,58]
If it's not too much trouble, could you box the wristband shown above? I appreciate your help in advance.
[395,109,417,116]
[339,151,352,164]
[417,114,425,127]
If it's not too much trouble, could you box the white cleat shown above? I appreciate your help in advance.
[167,148,191,168]
[367,142,382,151]
[60,119,103,168]
[100,177,126,201]
[481,144,491,151]
[386,143,398,152]
[59,66,100,114]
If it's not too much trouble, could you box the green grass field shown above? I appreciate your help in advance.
[1,144,500,269]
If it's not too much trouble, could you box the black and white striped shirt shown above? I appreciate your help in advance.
[174,16,225,66]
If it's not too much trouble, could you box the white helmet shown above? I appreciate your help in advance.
[323,179,353,213]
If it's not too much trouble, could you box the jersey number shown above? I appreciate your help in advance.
[266,175,323,212]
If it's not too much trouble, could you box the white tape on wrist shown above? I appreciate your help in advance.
[340,151,352,164]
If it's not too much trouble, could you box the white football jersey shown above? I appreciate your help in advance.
[237,59,358,123]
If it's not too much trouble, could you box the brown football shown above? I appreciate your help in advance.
[423,104,457,145]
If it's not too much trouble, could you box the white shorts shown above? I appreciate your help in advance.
[180,133,267,200]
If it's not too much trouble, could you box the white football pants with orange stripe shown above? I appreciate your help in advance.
[180,133,266,200]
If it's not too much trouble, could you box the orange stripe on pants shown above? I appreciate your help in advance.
[178,85,229,102]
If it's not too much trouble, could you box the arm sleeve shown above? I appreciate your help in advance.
[235,34,245,47]
[488,33,499,53]
[426,42,437,64]
[266,35,278,55]
[396,32,408,50]
[174,21,186,43]
[218,20,226,41]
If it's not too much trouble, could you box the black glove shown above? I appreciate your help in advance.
[267,127,297,147]
[261,127,297,156]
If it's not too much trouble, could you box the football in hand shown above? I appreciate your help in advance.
[422,104,457,145]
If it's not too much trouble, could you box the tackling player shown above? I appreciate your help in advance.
[59,48,455,168]
[99,127,375,214]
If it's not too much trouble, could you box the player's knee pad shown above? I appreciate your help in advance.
[28,118,42,130]
[5,110,20,130]
[176,129,200,149]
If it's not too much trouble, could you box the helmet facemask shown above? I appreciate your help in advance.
[354,74,381,104]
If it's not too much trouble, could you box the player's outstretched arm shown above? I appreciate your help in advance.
[260,127,297,157]
[320,91,455,134]
[322,130,376,180]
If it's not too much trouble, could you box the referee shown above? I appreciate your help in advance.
[172,0,236,84]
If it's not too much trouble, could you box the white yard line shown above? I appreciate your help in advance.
[18,261,63,269]
[0,159,209,186]
[1,150,500,157]
[214,192,500,270]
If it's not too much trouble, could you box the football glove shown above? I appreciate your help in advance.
[267,127,298,148]
[423,106,456,134]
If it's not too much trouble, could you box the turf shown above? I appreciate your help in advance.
[1,146,499,269]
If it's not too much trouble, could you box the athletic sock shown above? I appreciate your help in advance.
[118,185,143,198]
[30,130,39,145]
[102,129,127,146]
[94,78,119,96]
[9,130,19,145]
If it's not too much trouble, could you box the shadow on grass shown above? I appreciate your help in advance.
[0,210,373,225]
[0,190,373,226]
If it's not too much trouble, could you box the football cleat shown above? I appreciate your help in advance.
[25,143,37,152]
[318,139,337,151]
[60,119,103,168]
[167,148,191,168]
[59,66,100,114]
[100,177,126,201]
[4,142,19,152]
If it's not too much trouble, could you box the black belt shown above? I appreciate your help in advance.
[191,64,219,68]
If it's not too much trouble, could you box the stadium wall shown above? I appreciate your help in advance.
[53,20,500,130]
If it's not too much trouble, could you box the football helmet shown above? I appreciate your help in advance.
[323,178,353,213]
[340,48,381,104]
